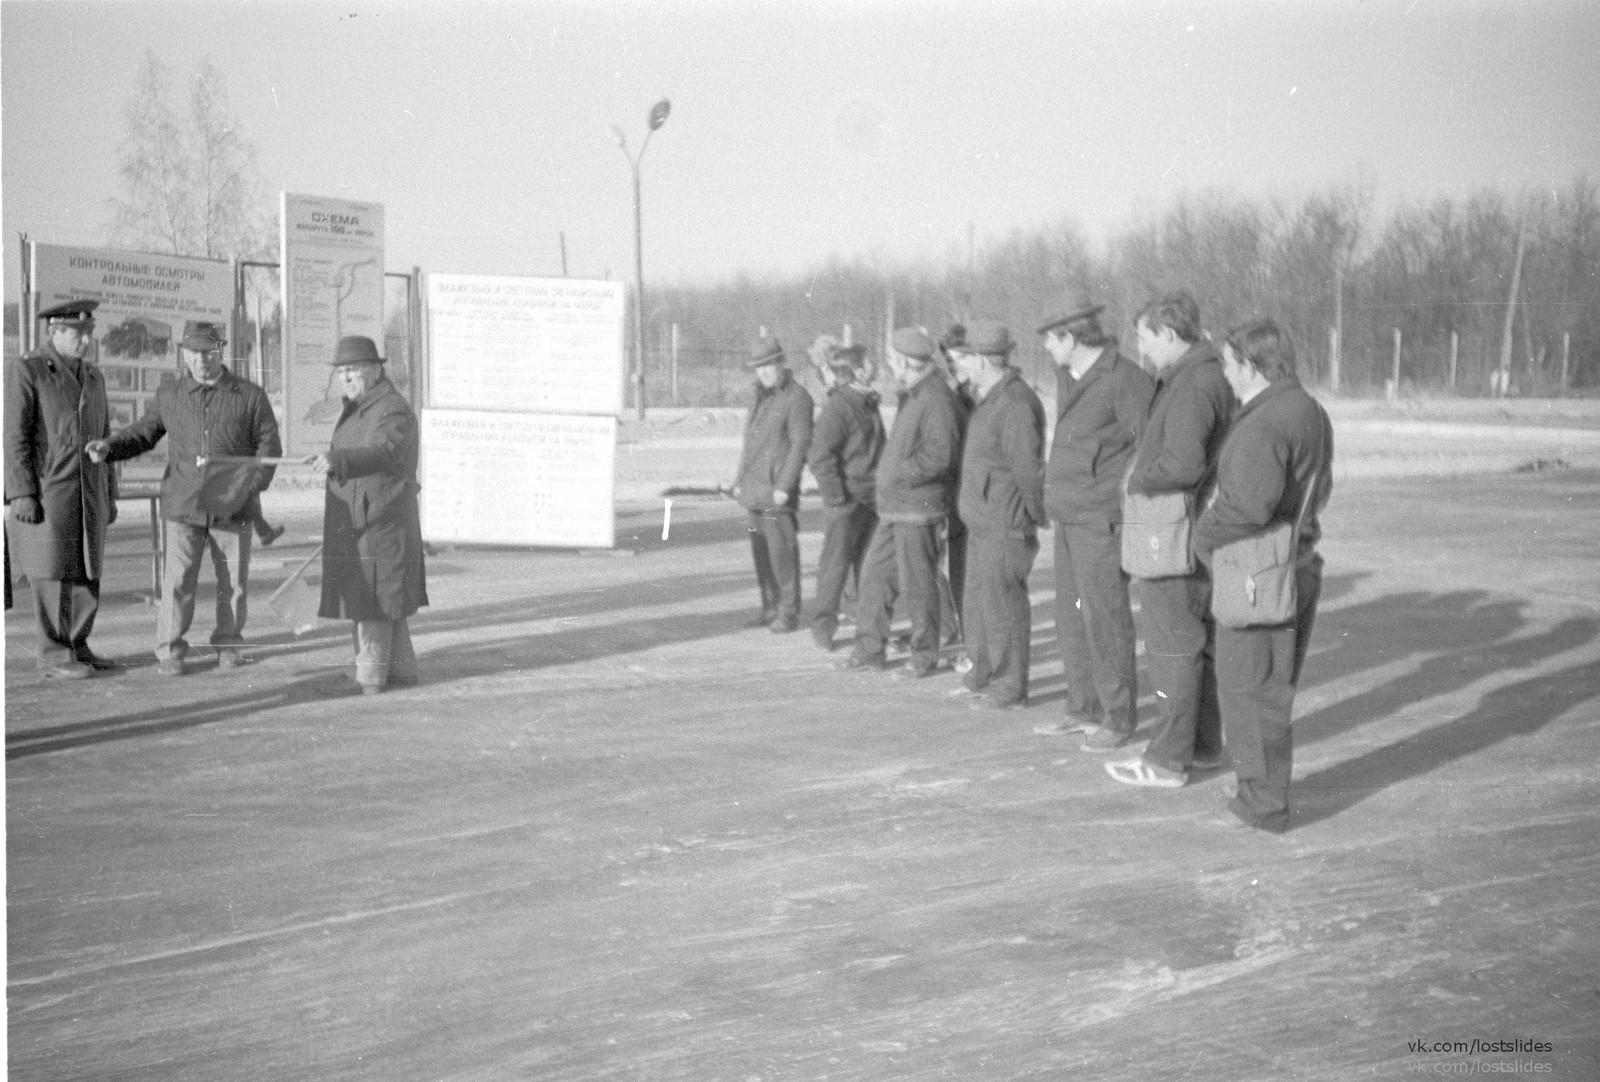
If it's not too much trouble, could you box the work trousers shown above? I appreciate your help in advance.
[1138,569,1223,771]
[1052,521,1138,733]
[747,507,801,621]
[353,617,420,690]
[962,531,1039,705]
[813,501,877,630]
[946,513,967,633]
[29,576,101,665]
[1218,561,1322,832]
[854,519,942,668]
[157,522,250,661]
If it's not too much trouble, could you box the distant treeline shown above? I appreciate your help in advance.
[644,176,1599,406]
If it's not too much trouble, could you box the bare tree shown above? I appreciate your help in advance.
[107,50,273,260]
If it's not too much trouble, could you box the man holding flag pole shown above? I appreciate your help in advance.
[88,321,283,676]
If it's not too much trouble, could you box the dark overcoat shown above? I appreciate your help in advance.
[3,344,115,581]
[1044,345,1156,525]
[877,370,963,524]
[734,369,814,512]
[318,377,428,621]
[807,384,885,509]
[956,369,1048,539]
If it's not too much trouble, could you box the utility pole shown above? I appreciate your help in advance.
[1497,220,1528,397]
[610,98,672,421]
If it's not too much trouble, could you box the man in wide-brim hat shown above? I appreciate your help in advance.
[4,300,118,678]
[310,335,428,693]
[947,318,1049,709]
[732,334,813,632]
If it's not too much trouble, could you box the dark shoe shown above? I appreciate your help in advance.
[836,652,886,673]
[260,524,287,547]
[1032,714,1097,737]
[1227,794,1288,834]
[43,660,93,680]
[769,615,799,634]
[889,660,938,680]
[388,674,420,688]
[1080,725,1134,752]
[157,657,187,677]
[74,652,123,672]
[810,621,838,652]
[216,649,252,670]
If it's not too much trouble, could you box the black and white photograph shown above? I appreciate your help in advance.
[4,1,1598,1079]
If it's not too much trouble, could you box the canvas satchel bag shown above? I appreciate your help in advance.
[1120,455,1196,579]
[1210,421,1323,629]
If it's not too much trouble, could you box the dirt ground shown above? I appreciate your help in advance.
[6,403,1600,1081]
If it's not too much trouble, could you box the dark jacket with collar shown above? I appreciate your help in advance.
[1126,339,1234,505]
[1195,376,1333,564]
[807,383,885,509]
[957,368,1048,539]
[4,343,115,580]
[104,367,281,527]
[318,377,428,621]
[735,369,814,512]
[877,369,963,523]
[1044,343,1156,526]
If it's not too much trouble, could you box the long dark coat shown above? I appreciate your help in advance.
[318,377,428,621]
[3,344,115,581]
[734,369,813,512]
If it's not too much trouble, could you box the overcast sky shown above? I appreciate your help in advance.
[4,0,1598,290]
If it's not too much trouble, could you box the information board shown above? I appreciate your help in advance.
[419,409,616,549]
[280,192,385,455]
[30,242,235,483]
[426,274,624,415]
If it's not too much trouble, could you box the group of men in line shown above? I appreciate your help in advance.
[733,291,1333,832]
[5,299,427,696]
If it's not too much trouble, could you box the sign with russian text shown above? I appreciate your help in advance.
[425,274,624,416]
[419,409,616,548]
[280,192,385,455]
[30,242,235,482]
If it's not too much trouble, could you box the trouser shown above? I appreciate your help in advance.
[747,508,801,620]
[353,617,420,689]
[946,514,967,633]
[30,576,101,664]
[962,531,1039,704]
[1053,521,1138,733]
[157,522,250,661]
[1218,562,1322,831]
[813,502,877,629]
[853,519,942,668]
[1138,569,1223,771]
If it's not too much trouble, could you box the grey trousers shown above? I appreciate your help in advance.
[353,617,419,689]
[157,522,250,661]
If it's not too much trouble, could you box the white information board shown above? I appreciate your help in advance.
[419,409,616,549]
[426,274,625,415]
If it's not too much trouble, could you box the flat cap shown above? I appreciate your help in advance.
[747,335,784,368]
[1036,301,1106,336]
[891,327,936,360]
[179,321,228,350]
[40,299,99,324]
[952,318,1015,357]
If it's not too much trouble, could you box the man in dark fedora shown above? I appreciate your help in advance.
[947,319,1048,709]
[1032,301,1155,748]
[732,334,813,632]
[5,299,118,678]
[807,342,884,650]
[90,321,281,675]
[309,336,428,694]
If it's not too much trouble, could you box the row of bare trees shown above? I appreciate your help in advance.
[649,176,1599,404]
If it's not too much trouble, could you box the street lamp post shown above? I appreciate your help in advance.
[612,98,671,421]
